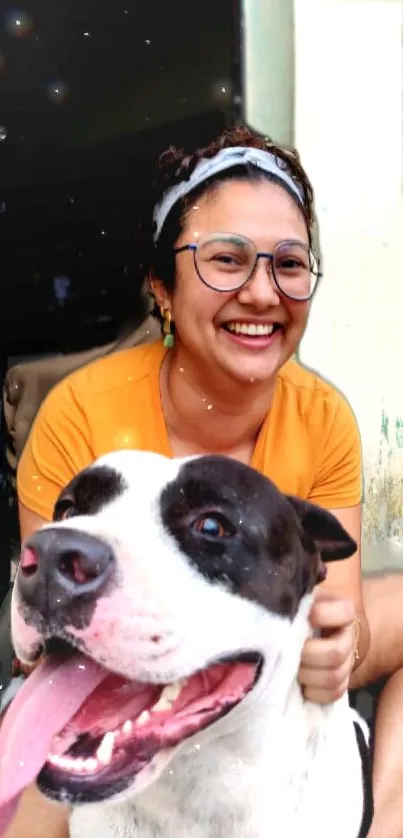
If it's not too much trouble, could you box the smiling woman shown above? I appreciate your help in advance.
[11,123,371,835]
[144,154,315,404]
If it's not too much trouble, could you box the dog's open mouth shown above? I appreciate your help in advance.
[0,640,261,819]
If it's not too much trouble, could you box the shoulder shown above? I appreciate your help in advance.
[279,358,344,400]
[268,359,362,506]
[63,341,165,400]
[277,359,356,428]
[17,341,166,520]
[278,361,362,507]
[26,339,165,442]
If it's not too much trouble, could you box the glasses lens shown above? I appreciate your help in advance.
[273,241,318,300]
[195,234,255,291]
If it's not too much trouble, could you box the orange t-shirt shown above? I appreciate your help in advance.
[17,340,362,522]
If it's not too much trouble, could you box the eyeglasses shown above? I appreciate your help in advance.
[174,233,321,301]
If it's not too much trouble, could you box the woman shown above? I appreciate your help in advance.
[7,125,402,837]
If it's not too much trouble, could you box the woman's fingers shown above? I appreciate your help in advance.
[309,594,356,631]
[297,595,357,705]
[301,627,355,670]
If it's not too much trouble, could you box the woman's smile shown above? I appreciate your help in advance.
[219,319,284,351]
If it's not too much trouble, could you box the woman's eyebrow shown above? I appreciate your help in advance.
[271,237,309,249]
[205,233,249,246]
[203,233,310,249]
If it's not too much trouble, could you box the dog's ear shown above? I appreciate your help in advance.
[286,496,357,562]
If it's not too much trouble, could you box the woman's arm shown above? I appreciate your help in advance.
[4,785,69,838]
[298,383,370,702]
[18,502,47,544]
[299,503,370,703]
[322,504,370,676]
[16,373,93,524]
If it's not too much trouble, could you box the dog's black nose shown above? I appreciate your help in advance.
[17,527,114,617]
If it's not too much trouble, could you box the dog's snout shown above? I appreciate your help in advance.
[17,527,114,617]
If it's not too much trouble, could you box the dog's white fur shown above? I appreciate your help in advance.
[12,451,369,838]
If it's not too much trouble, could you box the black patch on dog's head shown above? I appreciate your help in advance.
[159,456,356,618]
[53,465,126,522]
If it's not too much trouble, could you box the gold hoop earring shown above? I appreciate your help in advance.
[160,307,174,349]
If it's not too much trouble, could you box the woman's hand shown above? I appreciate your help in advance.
[298,591,357,704]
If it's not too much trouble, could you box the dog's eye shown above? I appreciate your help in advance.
[55,500,77,521]
[61,506,77,520]
[193,515,232,538]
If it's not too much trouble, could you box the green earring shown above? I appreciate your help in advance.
[161,308,174,349]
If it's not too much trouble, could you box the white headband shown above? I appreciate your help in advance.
[152,145,305,242]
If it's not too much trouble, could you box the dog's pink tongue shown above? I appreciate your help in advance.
[0,652,107,834]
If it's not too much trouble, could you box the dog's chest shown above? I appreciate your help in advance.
[69,710,367,838]
[69,749,270,838]
[70,803,269,838]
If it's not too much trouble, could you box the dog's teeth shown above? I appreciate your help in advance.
[151,679,187,713]
[96,731,115,765]
[151,695,172,713]
[48,753,89,773]
[48,753,66,768]
[72,757,85,771]
[129,679,189,730]
[59,756,72,769]
[84,758,98,773]
[48,751,101,775]
[122,719,133,734]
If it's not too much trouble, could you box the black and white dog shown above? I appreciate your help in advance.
[0,451,373,837]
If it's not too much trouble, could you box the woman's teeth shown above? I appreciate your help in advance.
[225,322,275,336]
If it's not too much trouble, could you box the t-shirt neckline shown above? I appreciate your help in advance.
[149,339,278,464]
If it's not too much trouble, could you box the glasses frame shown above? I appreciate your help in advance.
[174,233,322,301]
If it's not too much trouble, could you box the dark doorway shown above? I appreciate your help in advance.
[0,0,244,591]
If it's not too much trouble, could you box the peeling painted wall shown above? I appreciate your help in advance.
[294,0,403,571]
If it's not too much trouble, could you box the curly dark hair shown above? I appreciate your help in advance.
[137,123,317,326]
